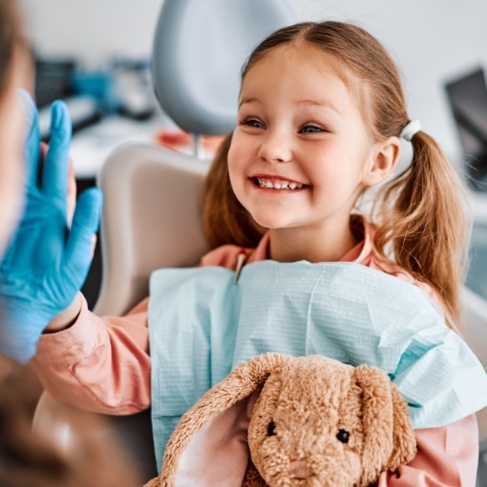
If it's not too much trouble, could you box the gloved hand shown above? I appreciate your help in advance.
[0,91,102,363]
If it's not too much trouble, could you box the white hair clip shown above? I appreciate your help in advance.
[399,119,421,141]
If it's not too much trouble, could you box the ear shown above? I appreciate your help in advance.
[154,353,288,487]
[352,364,415,487]
[363,136,401,187]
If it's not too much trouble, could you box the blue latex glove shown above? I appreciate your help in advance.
[0,92,102,363]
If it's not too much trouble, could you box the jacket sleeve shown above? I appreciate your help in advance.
[31,295,151,415]
[377,414,479,486]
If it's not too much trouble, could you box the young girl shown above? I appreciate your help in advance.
[3,21,486,485]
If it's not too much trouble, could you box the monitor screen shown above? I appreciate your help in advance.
[445,67,487,191]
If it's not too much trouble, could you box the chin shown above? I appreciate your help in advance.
[250,216,288,231]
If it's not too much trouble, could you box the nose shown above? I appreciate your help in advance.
[289,460,310,479]
[257,130,292,163]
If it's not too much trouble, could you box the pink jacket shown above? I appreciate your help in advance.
[32,219,479,485]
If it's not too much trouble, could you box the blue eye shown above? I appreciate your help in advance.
[241,119,265,129]
[300,124,323,134]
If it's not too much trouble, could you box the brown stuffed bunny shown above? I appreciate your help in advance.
[146,353,416,487]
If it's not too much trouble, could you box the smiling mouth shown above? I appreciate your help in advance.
[252,177,307,190]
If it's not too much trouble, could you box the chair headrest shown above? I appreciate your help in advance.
[151,0,296,135]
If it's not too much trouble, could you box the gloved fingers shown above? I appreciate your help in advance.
[39,140,75,226]
[45,140,77,226]
[64,187,102,281]
[67,156,77,227]
[42,100,72,207]
[19,89,41,191]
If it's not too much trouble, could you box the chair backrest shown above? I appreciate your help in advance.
[94,142,209,316]
[152,0,296,135]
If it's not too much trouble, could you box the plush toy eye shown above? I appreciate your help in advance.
[336,429,350,443]
[267,420,276,436]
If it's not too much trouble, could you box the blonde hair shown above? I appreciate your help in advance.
[202,21,470,329]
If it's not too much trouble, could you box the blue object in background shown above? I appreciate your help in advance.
[71,69,118,114]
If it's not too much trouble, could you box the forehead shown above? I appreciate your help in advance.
[240,44,362,116]
[251,42,353,80]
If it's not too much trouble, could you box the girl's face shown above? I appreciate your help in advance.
[228,45,390,251]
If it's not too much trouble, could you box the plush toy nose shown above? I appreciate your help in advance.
[289,460,310,479]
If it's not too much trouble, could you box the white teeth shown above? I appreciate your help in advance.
[257,178,304,190]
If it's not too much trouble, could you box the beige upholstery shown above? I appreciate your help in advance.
[94,142,209,316]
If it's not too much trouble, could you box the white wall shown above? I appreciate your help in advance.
[18,0,487,157]
[18,0,164,66]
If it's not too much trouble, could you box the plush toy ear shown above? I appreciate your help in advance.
[352,364,416,487]
[383,384,417,472]
[146,353,288,487]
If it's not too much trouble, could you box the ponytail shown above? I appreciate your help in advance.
[371,131,471,330]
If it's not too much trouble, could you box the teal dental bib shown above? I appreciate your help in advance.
[148,261,487,468]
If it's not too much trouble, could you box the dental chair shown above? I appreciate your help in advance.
[32,0,296,483]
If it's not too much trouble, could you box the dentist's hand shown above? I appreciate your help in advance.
[0,92,102,363]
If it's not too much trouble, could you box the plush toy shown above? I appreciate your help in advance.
[145,353,416,487]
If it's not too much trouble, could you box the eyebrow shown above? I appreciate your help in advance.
[238,97,340,114]
[239,97,259,108]
[297,99,340,114]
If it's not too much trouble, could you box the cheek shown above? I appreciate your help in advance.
[227,138,246,192]
[227,141,238,175]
